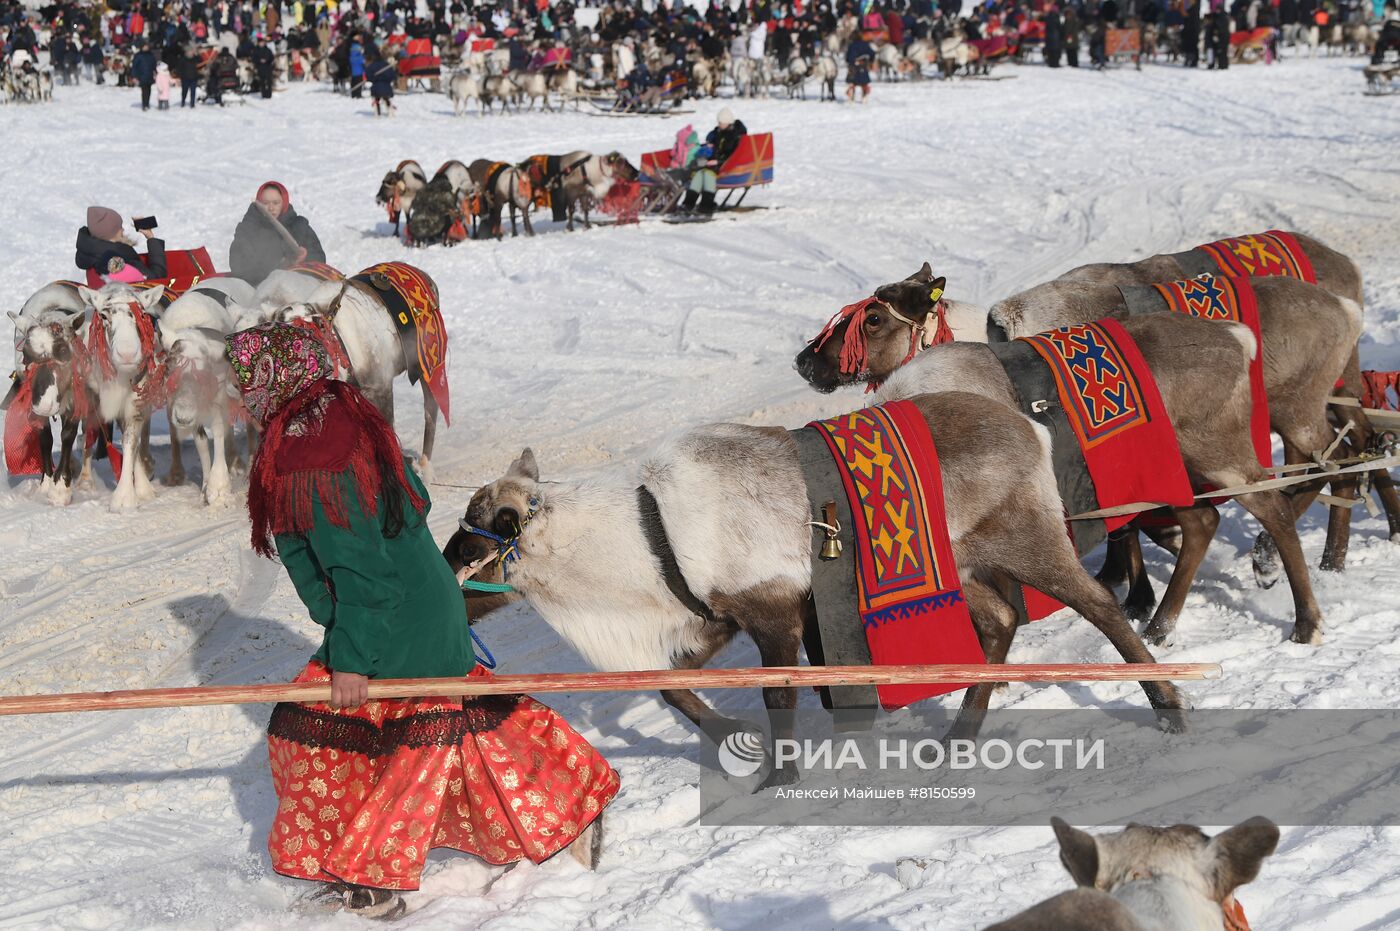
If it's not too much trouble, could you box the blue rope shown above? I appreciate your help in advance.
[470,628,498,669]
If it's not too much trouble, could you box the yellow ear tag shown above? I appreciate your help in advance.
[929,287,944,304]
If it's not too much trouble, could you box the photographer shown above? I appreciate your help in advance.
[74,206,167,283]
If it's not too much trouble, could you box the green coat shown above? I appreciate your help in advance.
[274,464,475,679]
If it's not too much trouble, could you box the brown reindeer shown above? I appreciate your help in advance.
[520,151,640,231]
[874,267,1362,644]
[443,393,1187,773]
[1053,231,1400,572]
[468,158,534,238]
[375,159,427,236]
[796,300,1328,647]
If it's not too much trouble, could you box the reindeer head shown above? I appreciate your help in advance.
[443,448,540,575]
[793,263,948,392]
[79,284,165,378]
[604,152,640,182]
[1052,816,1279,908]
[376,168,403,207]
[11,309,85,419]
[273,302,319,325]
[163,333,231,431]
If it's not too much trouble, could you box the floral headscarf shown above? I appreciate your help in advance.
[225,323,331,426]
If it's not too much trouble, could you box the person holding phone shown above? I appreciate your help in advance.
[75,206,167,283]
[229,181,326,286]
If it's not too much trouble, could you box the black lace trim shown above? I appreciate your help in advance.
[268,703,383,755]
[267,695,528,754]
[380,696,526,748]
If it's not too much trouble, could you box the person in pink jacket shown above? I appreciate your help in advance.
[154,61,171,110]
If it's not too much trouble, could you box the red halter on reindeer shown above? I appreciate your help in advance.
[808,283,955,391]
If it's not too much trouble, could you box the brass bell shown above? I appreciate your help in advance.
[818,501,842,561]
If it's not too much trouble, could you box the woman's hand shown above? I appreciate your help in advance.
[330,670,370,708]
[139,228,154,240]
[294,246,308,264]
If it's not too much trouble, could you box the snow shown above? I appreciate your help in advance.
[3,57,1400,929]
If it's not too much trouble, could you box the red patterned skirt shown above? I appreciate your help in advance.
[266,662,620,891]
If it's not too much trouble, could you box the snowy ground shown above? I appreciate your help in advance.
[3,57,1400,930]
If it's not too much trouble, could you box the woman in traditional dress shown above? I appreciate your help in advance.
[225,323,620,920]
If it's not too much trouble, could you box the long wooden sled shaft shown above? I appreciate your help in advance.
[0,664,1220,717]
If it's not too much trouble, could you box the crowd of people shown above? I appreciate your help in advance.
[2,0,1397,109]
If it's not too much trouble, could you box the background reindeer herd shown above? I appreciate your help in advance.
[376,150,640,244]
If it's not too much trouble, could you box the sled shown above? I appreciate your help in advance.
[639,132,775,212]
[83,246,221,299]
[397,37,441,90]
[587,98,695,116]
[1365,61,1400,95]
[1105,28,1142,68]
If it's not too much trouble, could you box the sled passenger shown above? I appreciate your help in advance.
[224,324,619,920]
[75,206,166,282]
[680,107,747,215]
[229,181,326,286]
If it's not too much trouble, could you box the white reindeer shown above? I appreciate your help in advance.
[157,289,239,505]
[77,284,166,511]
[447,71,484,115]
[813,54,839,100]
[986,817,1279,931]
[511,69,551,110]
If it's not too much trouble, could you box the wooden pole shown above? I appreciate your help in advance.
[0,664,1219,717]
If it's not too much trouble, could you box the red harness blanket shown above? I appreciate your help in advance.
[1152,274,1271,469]
[3,376,42,476]
[809,400,987,709]
[352,262,451,425]
[1196,230,1316,284]
[1020,320,1194,534]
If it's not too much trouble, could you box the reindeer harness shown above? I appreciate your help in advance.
[458,496,540,579]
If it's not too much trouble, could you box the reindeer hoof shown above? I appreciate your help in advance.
[1124,597,1157,623]
[1154,707,1189,735]
[1289,625,1323,646]
[1143,626,1173,648]
[162,469,187,487]
[110,489,139,512]
[1251,533,1282,589]
[47,480,74,507]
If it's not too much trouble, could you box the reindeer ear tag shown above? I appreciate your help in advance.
[929,286,944,304]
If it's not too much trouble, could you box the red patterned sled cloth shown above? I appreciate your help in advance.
[1021,320,1194,533]
[969,35,1011,59]
[1152,274,1271,469]
[351,262,451,426]
[267,661,619,891]
[1195,230,1315,284]
[1362,370,1400,410]
[809,401,987,709]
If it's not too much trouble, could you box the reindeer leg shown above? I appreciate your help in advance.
[1236,488,1325,645]
[947,575,1020,743]
[417,380,438,484]
[38,421,55,488]
[207,415,231,504]
[193,424,213,496]
[996,508,1185,724]
[135,416,156,501]
[1141,505,1219,646]
[1121,530,1159,623]
[1095,532,1131,587]
[523,206,534,237]
[659,620,745,746]
[111,416,140,512]
[164,418,187,486]
[50,416,79,506]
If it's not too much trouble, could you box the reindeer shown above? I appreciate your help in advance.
[813,54,840,100]
[795,293,1329,648]
[548,66,583,109]
[731,55,760,97]
[376,159,427,235]
[77,284,167,511]
[407,160,480,244]
[876,43,908,80]
[468,159,534,238]
[550,151,640,231]
[447,71,484,115]
[482,71,521,112]
[1053,232,1399,575]
[987,817,1279,931]
[7,306,90,506]
[445,393,1188,777]
[988,276,1364,635]
[272,272,445,480]
[156,296,239,505]
[691,56,721,96]
[781,57,810,98]
[507,68,551,110]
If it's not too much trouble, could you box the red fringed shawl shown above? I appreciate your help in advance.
[247,380,426,558]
